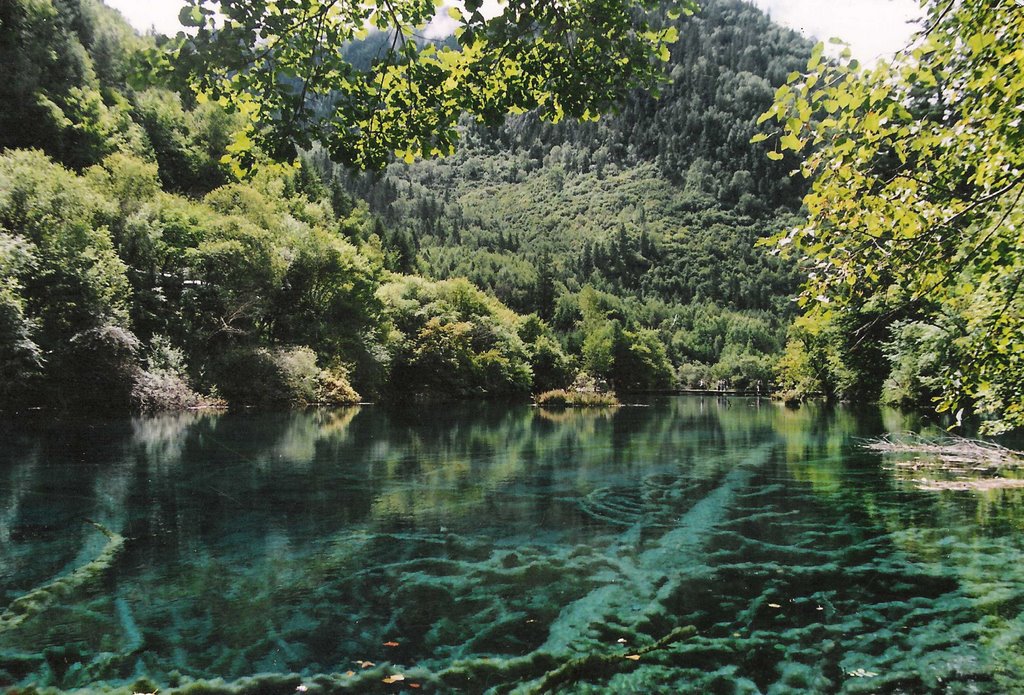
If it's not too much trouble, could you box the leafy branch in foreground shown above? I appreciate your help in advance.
[172,0,694,170]
[757,0,1024,432]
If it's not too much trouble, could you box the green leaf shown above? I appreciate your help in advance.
[780,134,803,151]
[758,0,1024,431]
[178,4,204,27]
[807,42,824,70]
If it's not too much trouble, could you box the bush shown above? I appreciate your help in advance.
[535,389,620,407]
[132,369,206,412]
[317,364,361,405]
[275,346,321,403]
[677,362,713,389]
[710,351,775,391]
[582,319,674,391]
[59,323,142,411]
[518,316,574,392]
[379,276,535,399]
[475,349,533,396]
[130,335,215,413]
[527,334,574,392]
[213,346,361,406]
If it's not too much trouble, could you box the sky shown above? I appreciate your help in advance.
[104,0,922,63]
[752,0,921,62]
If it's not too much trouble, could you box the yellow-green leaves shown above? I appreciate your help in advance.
[779,133,804,152]
[175,0,692,170]
[807,41,824,71]
[759,0,1024,431]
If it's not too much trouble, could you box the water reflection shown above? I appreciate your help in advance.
[0,398,1022,693]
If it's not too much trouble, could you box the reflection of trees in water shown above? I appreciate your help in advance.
[0,438,41,585]
[8,397,1020,691]
[129,411,219,469]
[0,398,831,547]
[764,403,1024,693]
[262,407,362,466]
[2,398,777,587]
[535,405,617,425]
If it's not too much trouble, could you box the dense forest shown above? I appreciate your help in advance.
[4,0,1017,429]
[311,0,816,392]
[0,0,817,413]
[334,0,810,315]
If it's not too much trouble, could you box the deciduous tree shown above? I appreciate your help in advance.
[173,0,694,169]
[759,0,1024,431]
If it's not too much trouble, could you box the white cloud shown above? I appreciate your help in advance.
[750,0,922,62]
[104,0,187,36]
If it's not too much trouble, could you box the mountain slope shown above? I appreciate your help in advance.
[328,0,812,319]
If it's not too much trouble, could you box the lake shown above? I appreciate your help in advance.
[2,397,1023,693]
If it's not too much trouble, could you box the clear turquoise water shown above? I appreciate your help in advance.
[2,397,1024,693]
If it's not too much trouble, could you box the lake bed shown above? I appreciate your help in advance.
[2,397,1022,693]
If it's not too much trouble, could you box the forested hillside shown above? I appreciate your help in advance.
[0,0,813,414]
[0,0,574,411]
[326,0,813,388]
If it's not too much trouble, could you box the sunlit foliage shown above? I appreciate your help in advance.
[761,0,1024,431]
[172,0,694,168]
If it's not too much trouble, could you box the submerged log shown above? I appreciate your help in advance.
[0,519,125,632]
[522,625,697,694]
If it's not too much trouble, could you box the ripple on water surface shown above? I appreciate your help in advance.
[1,398,1023,693]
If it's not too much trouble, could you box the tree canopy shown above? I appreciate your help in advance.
[759,0,1024,432]
[172,0,695,169]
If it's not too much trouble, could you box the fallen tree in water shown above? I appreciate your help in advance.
[864,433,1024,491]
[521,625,697,694]
[863,433,1023,464]
[0,519,124,633]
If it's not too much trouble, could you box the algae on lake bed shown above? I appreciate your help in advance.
[2,398,1024,692]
